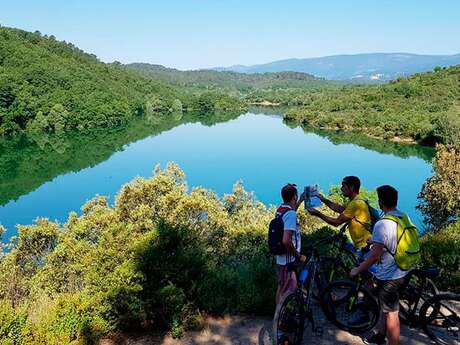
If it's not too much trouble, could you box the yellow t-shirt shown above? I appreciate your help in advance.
[342,195,372,248]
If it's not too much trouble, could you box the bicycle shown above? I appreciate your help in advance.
[320,270,380,333]
[399,267,439,325]
[316,225,439,323]
[321,268,457,344]
[314,224,360,287]
[272,235,346,345]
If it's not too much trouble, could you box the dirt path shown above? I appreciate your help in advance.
[100,312,434,345]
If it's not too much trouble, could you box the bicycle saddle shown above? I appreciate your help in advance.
[412,267,440,279]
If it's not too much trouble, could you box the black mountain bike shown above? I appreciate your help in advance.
[316,225,439,324]
[315,224,359,285]
[321,268,458,344]
[320,270,380,333]
[272,235,345,345]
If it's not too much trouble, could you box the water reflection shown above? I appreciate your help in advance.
[0,111,241,206]
[0,110,434,239]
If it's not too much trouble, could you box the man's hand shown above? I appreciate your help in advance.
[298,191,306,202]
[349,267,360,278]
[299,254,307,263]
[307,207,320,216]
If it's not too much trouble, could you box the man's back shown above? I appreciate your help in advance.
[343,195,372,248]
[275,204,300,266]
[372,210,408,281]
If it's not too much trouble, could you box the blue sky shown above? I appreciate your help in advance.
[1,0,459,70]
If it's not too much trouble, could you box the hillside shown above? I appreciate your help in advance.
[214,53,460,82]
[126,63,336,91]
[0,26,244,136]
[251,65,460,145]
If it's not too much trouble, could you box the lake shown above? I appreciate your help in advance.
[0,110,434,241]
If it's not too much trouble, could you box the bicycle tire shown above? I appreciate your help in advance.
[419,293,460,345]
[321,279,379,333]
[272,291,305,345]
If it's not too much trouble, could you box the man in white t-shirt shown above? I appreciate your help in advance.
[275,184,306,304]
[350,185,409,345]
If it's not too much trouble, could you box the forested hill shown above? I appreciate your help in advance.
[254,65,460,145]
[0,26,244,136]
[126,63,336,91]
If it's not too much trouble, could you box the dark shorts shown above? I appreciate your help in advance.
[276,264,297,298]
[376,277,406,313]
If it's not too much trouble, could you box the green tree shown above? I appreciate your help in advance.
[48,104,69,133]
[418,144,460,229]
[171,99,183,113]
[26,111,49,133]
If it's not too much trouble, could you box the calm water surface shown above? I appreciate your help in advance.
[0,111,434,241]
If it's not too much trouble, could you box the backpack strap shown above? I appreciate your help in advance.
[276,205,293,218]
[350,198,373,233]
[381,213,412,256]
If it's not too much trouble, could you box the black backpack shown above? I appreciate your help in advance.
[268,207,292,255]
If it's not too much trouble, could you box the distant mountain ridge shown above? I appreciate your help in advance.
[213,53,460,82]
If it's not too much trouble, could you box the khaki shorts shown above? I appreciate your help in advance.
[376,277,406,313]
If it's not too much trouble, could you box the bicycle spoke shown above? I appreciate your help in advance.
[322,280,379,333]
[274,292,305,345]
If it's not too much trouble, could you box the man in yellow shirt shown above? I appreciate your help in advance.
[307,176,372,249]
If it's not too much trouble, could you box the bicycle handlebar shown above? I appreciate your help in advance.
[306,223,348,251]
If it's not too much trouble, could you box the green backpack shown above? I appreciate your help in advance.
[382,213,421,271]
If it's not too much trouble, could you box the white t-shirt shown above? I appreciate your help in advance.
[276,205,301,266]
[372,210,409,281]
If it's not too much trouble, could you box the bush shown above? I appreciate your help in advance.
[0,164,293,343]
[418,144,460,229]
[0,301,27,345]
[420,221,460,293]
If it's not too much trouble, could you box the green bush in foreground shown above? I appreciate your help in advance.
[0,164,286,343]
[421,221,460,293]
[418,144,460,230]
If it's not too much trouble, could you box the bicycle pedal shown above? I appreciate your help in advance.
[314,326,323,336]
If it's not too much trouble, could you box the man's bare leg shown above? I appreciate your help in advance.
[386,311,400,345]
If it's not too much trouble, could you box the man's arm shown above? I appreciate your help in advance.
[282,230,299,257]
[295,191,305,211]
[350,243,384,277]
[307,208,351,227]
[318,194,345,213]
[282,231,306,262]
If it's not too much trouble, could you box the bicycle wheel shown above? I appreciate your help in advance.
[400,274,438,324]
[321,279,379,333]
[419,293,460,345]
[272,291,305,345]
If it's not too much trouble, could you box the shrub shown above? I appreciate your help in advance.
[420,221,460,293]
[418,144,460,229]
